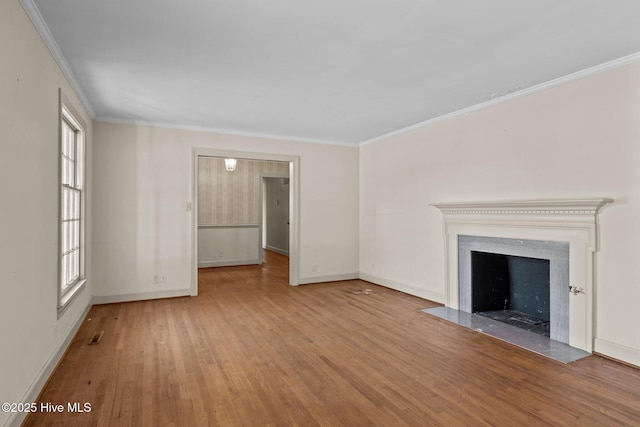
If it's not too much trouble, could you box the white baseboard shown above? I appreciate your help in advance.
[7,303,92,427]
[92,288,192,305]
[198,259,260,268]
[358,272,445,304]
[265,245,289,256]
[297,273,359,285]
[594,338,640,367]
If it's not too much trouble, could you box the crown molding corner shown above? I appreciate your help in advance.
[19,0,95,118]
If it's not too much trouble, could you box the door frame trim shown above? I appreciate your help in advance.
[191,148,300,295]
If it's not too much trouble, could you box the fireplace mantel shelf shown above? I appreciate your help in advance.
[431,198,613,216]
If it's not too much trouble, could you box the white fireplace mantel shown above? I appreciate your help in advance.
[431,198,613,352]
[432,198,612,223]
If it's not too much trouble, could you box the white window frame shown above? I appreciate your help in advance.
[58,91,86,314]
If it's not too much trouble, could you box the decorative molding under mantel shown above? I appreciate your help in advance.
[431,198,613,216]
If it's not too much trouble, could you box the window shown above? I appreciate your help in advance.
[59,96,86,311]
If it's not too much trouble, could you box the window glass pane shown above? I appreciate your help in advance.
[67,159,75,187]
[62,188,68,219]
[61,122,69,156]
[70,190,76,219]
[62,254,68,289]
[64,159,70,186]
[76,135,83,189]
[68,222,74,254]
[61,158,68,186]
[74,190,80,218]
[64,188,70,219]
[73,220,79,249]
[62,222,68,254]
[70,251,77,283]
[66,125,75,161]
[65,253,71,286]
[74,250,79,278]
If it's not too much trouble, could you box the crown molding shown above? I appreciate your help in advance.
[360,52,640,147]
[97,117,355,147]
[19,0,640,148]
[19,0,95,118]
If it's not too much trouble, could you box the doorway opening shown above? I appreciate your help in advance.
[191,148,300,295]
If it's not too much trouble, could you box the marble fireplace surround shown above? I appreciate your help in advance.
[432,199,612,352]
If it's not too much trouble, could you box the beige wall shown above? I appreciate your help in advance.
[198,158,288,225]
[0,1,93,425]
[93,121,360,298]
[359,61,640,366]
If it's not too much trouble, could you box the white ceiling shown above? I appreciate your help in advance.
[29,0,640,145]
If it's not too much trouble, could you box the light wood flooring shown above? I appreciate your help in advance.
[24,251,640,426]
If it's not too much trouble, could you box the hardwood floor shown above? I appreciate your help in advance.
[25,251,640,426]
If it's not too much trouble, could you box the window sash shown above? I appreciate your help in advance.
[61,186,81,293]
[59,103,85,307]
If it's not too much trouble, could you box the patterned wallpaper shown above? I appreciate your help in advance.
[198,158,289,225]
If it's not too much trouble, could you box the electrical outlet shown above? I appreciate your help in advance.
[160,274,167,283]
[152,275,160,284]
[219,251,224,258]
[312,263,317,272]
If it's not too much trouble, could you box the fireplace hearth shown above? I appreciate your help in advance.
[477,310,549,336]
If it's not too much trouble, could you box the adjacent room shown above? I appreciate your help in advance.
[3,0,640,425]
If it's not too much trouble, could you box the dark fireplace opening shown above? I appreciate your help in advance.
[471,251,551,337]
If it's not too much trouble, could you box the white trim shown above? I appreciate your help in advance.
[198,259,261,268]
[57,279,87,318]
[92,289,192,305]
[6,303,92,427]
[360,52,640,146]
[298,273,359,285]
[431,198,613,215]
[594,338,640,368]
[99,117,352,147]
[19,0,95,118]
[191,148,300,292]
[359,272,445,303]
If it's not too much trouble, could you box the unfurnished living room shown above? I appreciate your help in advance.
[3,0,640,426]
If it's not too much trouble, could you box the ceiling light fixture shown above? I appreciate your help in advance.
[224,158,237,172]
